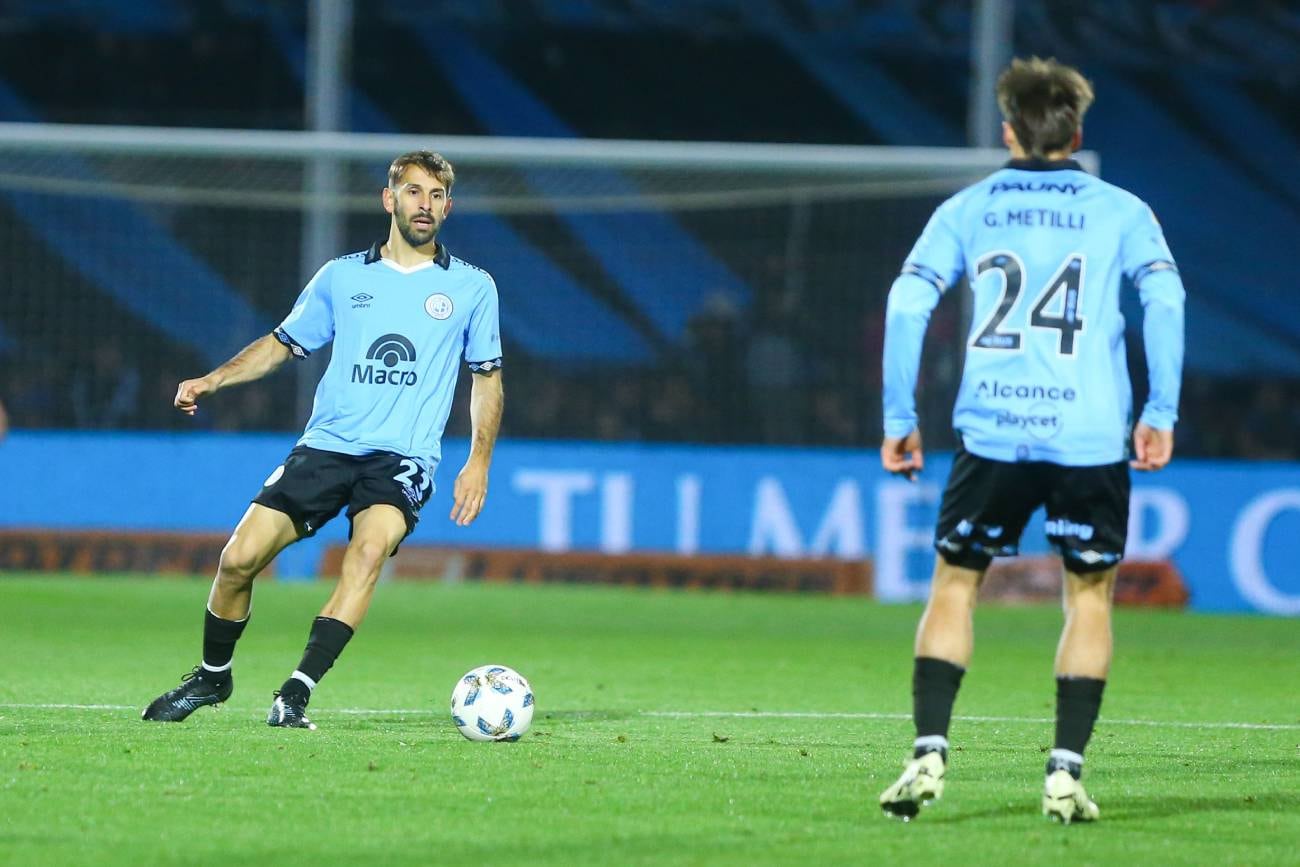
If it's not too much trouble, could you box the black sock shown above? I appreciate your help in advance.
[1050,676,1106,778]
[200,608,248,684]
[912,656,965,759]
[278,616,355,705]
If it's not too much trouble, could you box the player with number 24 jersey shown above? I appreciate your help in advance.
[878,57,1185,827]
[884,158,1183,465]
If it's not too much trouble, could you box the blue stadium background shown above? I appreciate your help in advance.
[0,1,1297,613]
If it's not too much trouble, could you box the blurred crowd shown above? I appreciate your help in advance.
[2,328,1297,462]
[0,1,1294,462]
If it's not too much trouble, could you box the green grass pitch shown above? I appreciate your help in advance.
[1,575,1297,866]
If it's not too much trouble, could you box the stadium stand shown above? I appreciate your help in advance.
[0,0,1296,457]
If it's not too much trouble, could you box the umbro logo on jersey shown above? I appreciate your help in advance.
[351,293,374,309]
[353,334,419,386]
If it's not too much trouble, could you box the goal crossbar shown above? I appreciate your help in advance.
[0,121,1099,176]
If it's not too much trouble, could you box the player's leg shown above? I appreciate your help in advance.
[267,505,406,730]
[207,504,300,620]
[881,449,1039,818]
[143,447,348,723]
[141,505,299,722]
[200,503,299,674]
[319,504,408,626]
[268,453,430,729]
[879,560,984,820]
[915,561,984,666]
[1042,566,1115,824]
[1056,565,1117,679]
[1041,462,1129,823]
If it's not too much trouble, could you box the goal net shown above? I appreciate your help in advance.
[0,124,1076,445]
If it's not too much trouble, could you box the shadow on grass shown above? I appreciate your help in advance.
[921,803,1033,825]
[917,791,1300,826]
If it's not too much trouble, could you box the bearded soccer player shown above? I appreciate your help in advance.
[877,58,1184,822]
[143,151,504,729]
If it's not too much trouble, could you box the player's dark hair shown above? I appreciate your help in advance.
[387,150,456,193]
[996,57,1094,158]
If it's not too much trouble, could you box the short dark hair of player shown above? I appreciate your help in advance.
[387,150,456,194]
[996,57,1095,158]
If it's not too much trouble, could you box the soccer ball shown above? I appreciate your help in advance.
[450,664,534,741]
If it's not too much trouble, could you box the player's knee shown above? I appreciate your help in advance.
[342,537,391,582]
[1064,568,1116,610]
[217,544,261,586]
[930,563,983,605]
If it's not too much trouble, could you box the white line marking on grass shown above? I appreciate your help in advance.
[0,702,136,710]
[2,703,1296,731]
[0,702,441,714]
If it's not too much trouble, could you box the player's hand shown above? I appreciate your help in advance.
[882,429,924,481]
[451,461,489,526]
[1131,422,1174,471]
[174,377,216,416]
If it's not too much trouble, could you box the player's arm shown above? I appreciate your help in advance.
[451,367,503,527]
[881,204,961,480]
[174,334,292,416]
[176,262,336,416]
[1125,205,1185,471]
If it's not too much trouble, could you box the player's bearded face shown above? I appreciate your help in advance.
[395,193,445,247]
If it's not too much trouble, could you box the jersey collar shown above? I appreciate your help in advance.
[1004,158,1085,172]
[364,239,452,269]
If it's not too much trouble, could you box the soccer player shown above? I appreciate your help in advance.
[876,58,1184,823]
[142,151,504,729]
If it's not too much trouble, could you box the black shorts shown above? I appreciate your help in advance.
[253,445,433,549]
[934,446,1130,574]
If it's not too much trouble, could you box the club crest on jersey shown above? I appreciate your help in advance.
[425,293,453,320]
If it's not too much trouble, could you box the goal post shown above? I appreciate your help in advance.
[0,121,1098,443]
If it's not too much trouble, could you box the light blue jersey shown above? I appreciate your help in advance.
[274,241,503,481]
[883,159,1185,465]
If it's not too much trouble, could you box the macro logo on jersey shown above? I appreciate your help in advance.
[352,334,419,386]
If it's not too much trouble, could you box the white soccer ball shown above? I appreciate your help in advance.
[450,664,534,741]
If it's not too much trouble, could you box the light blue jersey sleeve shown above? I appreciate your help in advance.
[882,200,965,438]
[1121,203,1185,430]
[275,261,336,356]
[464,277,503,372]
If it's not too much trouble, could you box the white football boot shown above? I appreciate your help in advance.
[1042,769,1100,824]
[879,751,946,820]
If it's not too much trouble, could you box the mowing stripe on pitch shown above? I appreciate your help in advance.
[640,711,1300,731]
[1,702,1297,731]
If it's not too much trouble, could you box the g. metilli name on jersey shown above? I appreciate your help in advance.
[351,364,418,386]
[982,209,1085,229]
